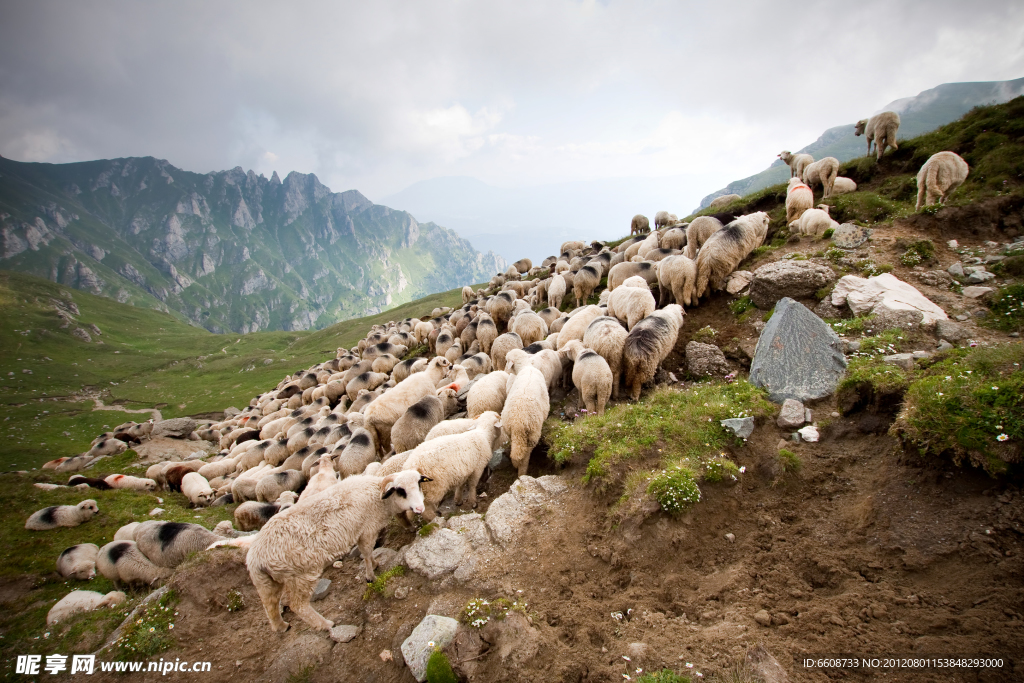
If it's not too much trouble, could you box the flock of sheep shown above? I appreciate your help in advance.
[26,109,972,635]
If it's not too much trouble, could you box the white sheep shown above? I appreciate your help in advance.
[56,543,100,580]
[606,277,656,330]
[26,500,99,531]
[560,340,613,415]
[505,348,563,392]
[423,417,479,442]
[657,254,698,308]
[654,210,674,229]
[335,429,378,478]
[623,304,685,400]
[548,273,567,310]
[399,411,504,520]
[785,177,814,225]
[606,261,658,291]
[832,177,857,195]
[362,356,452,455]
[105,473,159,492]
[390,388,459,453]
[855,111,900,160]
[114,522,140,541]
[694,212,770,298]
[683,217,723,260]
[708,194,741,210]
[246,470,431,632]
[573,264,602,308]
[510,310,548,347]
[96,540,172,588]
[181,472,216,507]
[467,370,511,418]
[802,156,840,198]
[778,151,813,179]
[582,316,628,399]
[501,366,549,477]
[47,590,126,625]
[462,285,475,304]
[489,332,523,372]
[630,214,650,235]
[299,451,341,502]
[475,313,498,354]
[660,227,686,251]
[916,151,969,211]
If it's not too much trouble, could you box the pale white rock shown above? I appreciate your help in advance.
[726,270,753,295]
[149,507,164,516]
[402,615,460,682]
[962,286,994,298]
[830,273,948,325]
[445,513,492,550]
[883,353,916,370]
[330,624,360,643]
[405,528,470,579]
[776,399,806,429]
[797,425,819,442]
[947,240,958,249]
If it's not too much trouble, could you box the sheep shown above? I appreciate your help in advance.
[198,455,240,481]
[660,227,686,251]
[789,207,838,237]
[489,332,523,372]
[505,348,563,393]
[630,214,650,236]
[371,354,401,375]
[802,156,840,198]
[444,339,464,364]
[657,254,698,308]
[785,177,814,225]
[654,210,676,229]
[554,304,605,351]
[582,316,628,399]
[831,176,857,195]
[390,388,460,454]
[47,590,126,625]
[181,471,217,507]
[509,310,548,348]
[235,500,288,531]
[916,151,969,211]
[513,257,533,274]
[607,261,658,291]
[623,304,684,400]
[778,150,813,179]
[26,500,98,531]
[606,278,656,330]
[708,194,741,210]
[560,340,613,415]
[335,429,379,478]
[462,286,475,304]
[301,448,329,479]
[560,240,586,254]
[694,212,770,298]
[135,521,220,568]
[423,417,479,442]
[548,273,567,310]
[683,216,723,259]
[86,438,128,458]
[467,370,511,418]
[855,111,900,160]
[363,356,452,455]
[345,371,389,402]
[573,264,602,308]
[349,388,382,414]
[232,462,274,502]
[300,451,341,502]
[399,412,504,521]
[256,469,307,503]
[56,543,100,580]
[114,522,140,541]
[501,366,549,477]
[162,461,205,491]
[475,313,498,354]
[66,475,112,490]
[96,540,172,588]
[392,357,428,383]
[488,291,517,332]
[246,470,431,632]
[553,260,570,275]
[362,342,407,362]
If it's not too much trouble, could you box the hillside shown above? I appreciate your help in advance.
[0,156,505,333]
[0,98,1023,683]
[698,76,1024,210]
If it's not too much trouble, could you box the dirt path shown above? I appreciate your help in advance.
[89,397,163,421]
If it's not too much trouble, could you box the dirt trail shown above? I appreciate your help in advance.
[89,397,162,421]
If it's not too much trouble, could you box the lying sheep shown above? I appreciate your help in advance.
[606,276,656,330]
[916,151,969,210]
[657,254,698,308]
[778,150,813,179]
[855,111,900,160]
[47,590,126,625]
[623,304,685,400]
[785,177,814,225]
[391,388,459,454]
[467,370,511,418]
[708,194,741,210]
[97,540,172,588]
[502,366,549,477]
[163,462,205,491]
[400,412,504,521]
[694,212,770,298]
[247,470,431,632]
[561,340,613,415]
[57,543,100,580]
[630,214,650,236]
[683,217,723,260]
[67,475,112,490]
[802,156,840,198]
[182,472,217,507]
[831,176,857,195]
[363,356,452,455]
[87,438,128,458]
[135,521,220,568]
[789,207,837,237]
[26,500,99,531]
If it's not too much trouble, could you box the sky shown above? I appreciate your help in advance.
[2,0,1023,209]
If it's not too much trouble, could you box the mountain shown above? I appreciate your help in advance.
[0,156,505,333]
[696,77,1024,211]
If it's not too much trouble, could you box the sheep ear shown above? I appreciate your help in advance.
[381,485,396,500]
[379,474,397,499]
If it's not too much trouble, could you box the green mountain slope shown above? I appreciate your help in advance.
[0,156,505,333]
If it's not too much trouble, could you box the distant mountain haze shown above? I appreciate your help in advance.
[0,156,505,333]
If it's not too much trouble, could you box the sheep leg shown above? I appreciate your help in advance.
[251,570,290,633]
[510,434,531,478]
[286,577,333,631]
[357,531,377,582]
[465,466,485,508]
[611,369,620,399]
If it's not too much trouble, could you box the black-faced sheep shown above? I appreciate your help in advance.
[560,340,613,415]
[57,543,99,580]
[916,151,969,210]
[97,540,172,588]
[501,366,549,477]
[855,111,900,160]
[694,212,770,298]
[26,500,99,531]
[246,470,431,632]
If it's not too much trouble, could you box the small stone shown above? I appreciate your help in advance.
[883,353,915,370]
[797,425,819,442]
[911,350,932,359]
[956,314,970,321]
[937,340,954,351]
[948,262,965,277]
[311,579,331,602]
[772,613,791,626]
[394,586,410,600]
[984,255,1005,264]
[332,561,343,569]
[1011,332,1021,338]
[832,223,872,249]
[149,508,164,516]
[947,240,958,249]
[726,271,753,295]
[402,615,460,682]
[967,270,996,284]
[725,533,736,543]
[962,286,994,298]
[846,340,861,352]
[720,417,755,439]
[754,609,772,626]
[935,319,970,342]
[330,624,360,643]
[804,408,813,423]
[776,398,806,429]
[830,411,839,418]
[380,650,393,662]
[777,439,789,451]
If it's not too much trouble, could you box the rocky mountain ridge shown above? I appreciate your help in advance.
[0,156,505,333]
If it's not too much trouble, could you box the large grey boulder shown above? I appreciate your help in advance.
[686,341,730,378]
[749,261,836,309]
[749,298,848,403]
[485,475,564,547]
[405,528,470,579]
[832,223,871,249]
[152,417,197,439]
[935,319,970,342]
[402,615,460,682]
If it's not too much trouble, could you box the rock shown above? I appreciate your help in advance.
[401,615,460,682]
[446,513,492,550]
[911,350,932,360]
[956,313,970,321]
[380,649,394,662]
[405,529,470,579]
[726,270,753,295]
[746,644,790,683]
[797,425,819,442]
[832,223,872,249]
[394,586,410,600]
[947,240,959,249]
[152,417,197,439]
[883,353,915,370]
[685,341,730,377]
[71,327,92,342]
[749,298,848,403]
[962,286,994,298]
[871,304,925,332]
[964,265,986,274]
[935,319,970,342]
[805,408,813,423]
[311,579,331,602]
[720,417,755,439]
[948,262,965,277]
[831,273,948,325]
[485,475,559,548]
[488,448,510,471]
[968,270,996,284]
[776,399,806,429]
[984,255,1005,264]
[725,533,736,543]
[535,475,567,494]
[917,270,953,288]
[845,340,860,352]
[753,609,772,626]
[937,340,954,351]
[329,624,360,643]
[372,547,401,572]
[814,298,847,320]
[223,407,241,418]
[149,508,164,516]
[749,261,836,309]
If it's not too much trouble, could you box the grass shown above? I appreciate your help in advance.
[897,239,936,267]
[984,283,1024,333]
[636,671,692,683]
[778,449,801,473]
[109,588,179,658]
[363,565,404,600]
[426,649,458,683]
[894,344,1023,476]
[728,296,753,315]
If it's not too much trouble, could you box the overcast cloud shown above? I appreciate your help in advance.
[2,0,1023,206]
